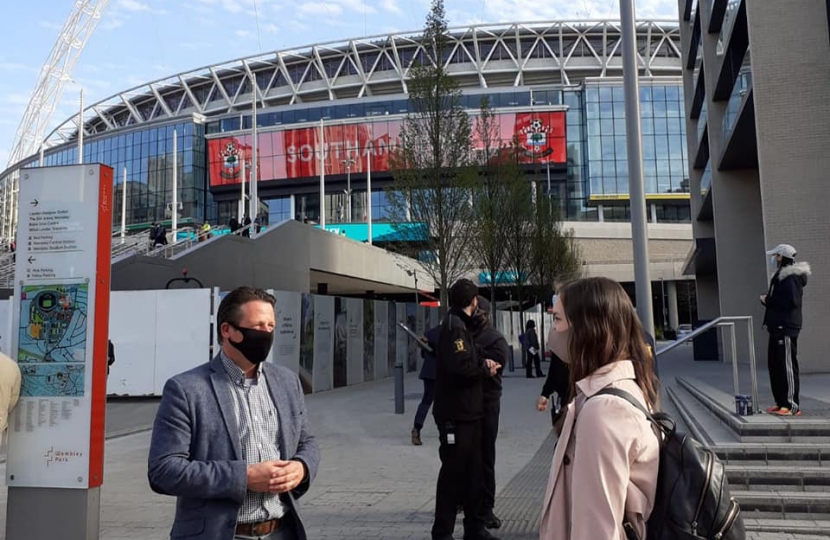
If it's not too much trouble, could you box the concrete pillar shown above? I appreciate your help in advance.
[650,203,658,223]
[290,194,296,221]
[597,204,604,222]
[667,281,679,330]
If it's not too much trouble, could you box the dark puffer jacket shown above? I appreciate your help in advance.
[763,261,810,336]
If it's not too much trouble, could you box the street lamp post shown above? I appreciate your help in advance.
[619,0,655,334]
[341,158,355,223]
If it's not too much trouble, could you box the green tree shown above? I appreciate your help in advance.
[529,188,583,338]
[387,0,475,313]
[469,97,513,315]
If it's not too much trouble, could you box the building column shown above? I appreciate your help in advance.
[290,194,296,221]
[667,281,679,330]
[597,204,604,222]
[650,203,658,223]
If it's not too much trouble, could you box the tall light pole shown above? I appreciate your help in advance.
[319,119,326,228]
[341,158,355,223]
[249,70,259,238]
[619,0,655,334]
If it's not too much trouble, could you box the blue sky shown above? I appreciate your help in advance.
[0,0,679,167]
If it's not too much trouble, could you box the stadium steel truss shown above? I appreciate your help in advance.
[0,20,681,239]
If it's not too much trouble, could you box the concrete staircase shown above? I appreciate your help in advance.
[668,376,830,537]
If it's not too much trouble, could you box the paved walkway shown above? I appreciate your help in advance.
[2,348,829,540]
[0,368,552,540]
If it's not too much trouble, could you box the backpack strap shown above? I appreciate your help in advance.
[592,387,655,423]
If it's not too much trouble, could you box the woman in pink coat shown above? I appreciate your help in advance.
[539,277,660,540]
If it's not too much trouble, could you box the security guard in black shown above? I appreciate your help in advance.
[431,279,500,540]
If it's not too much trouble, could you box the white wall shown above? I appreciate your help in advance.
[107,289,212,396]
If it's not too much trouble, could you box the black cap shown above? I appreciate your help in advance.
[450,279,478,309]
[476,295,491,313]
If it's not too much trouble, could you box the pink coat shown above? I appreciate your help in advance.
[539,361,659,540]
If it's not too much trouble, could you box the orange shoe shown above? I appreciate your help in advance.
[772,407,793,416]
[795,409,802,417]
[765,406,781,413]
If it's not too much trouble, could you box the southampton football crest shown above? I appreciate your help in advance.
[219,141,241,181]
[519,118,554,159]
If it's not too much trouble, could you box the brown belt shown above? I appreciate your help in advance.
[235,518,282,537]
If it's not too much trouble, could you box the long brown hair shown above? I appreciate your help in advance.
[559,277,660,410]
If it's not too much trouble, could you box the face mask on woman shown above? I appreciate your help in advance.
[548,327,571,364]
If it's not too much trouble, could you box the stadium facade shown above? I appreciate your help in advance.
[0,20,698,328]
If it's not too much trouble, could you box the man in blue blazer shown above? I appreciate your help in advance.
[148,287,320,540]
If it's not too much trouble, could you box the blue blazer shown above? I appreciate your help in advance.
[148,355,320,540]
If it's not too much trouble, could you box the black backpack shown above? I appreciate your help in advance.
[594,388,746,540]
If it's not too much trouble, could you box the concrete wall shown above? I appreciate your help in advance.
[747,0,830,373]
[111,221,433,294]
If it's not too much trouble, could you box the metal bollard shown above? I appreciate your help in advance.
[394,362,405,414]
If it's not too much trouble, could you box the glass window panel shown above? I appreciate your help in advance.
[614,136,626,158]
[652,86,666,101]
[599,87,613,102]
[586,87,599,102]
[641,117,654,135]
[643,137,656,159]
[654,135,669,157]
[614,119,626,136]
[639,86,653,102]
[654,118,668,135]
[600,118,614,134]
[588,136,601,160]
[586,102,600,119]
[599,101,613,115]
[601,136,616,159]
[612,86,625,102]
[653,98,667,117]
[667,117,682,134]
[613,100,625,119]
[667,98,681,117]
[665,86,680,102]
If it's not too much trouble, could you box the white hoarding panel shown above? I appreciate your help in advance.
[396,303,408,370]
[108,291,157,396]
[346,298,364,386]
[0,299,9,356]
[272,291,301,373]
[153,289,212,395]
[312,295,334,392]
[373,301,388,380]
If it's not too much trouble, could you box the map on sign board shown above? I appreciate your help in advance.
[17,283,88,397]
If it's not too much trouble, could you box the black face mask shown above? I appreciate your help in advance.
[228,324,274,365]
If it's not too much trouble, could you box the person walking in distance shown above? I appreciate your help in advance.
[761,244,810,416]
[148,287,320,540]
[522,320,544,379]
[470,296,509,531]
[432,279,500,540]
[411,324,440,446]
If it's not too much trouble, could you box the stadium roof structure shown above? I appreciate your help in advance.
[35,20,681,154]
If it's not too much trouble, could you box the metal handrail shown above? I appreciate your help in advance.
[656,315,759,414]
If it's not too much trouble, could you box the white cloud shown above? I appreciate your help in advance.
[298,2,343,16]
[118,0,150,11]
[235,29,253,38]
[221,0,245,14]
[379,0,402,14]
[39,20,64,31]
[464,0,677,23]
[263,23,279,33]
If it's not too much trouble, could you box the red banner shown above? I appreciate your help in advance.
[209,110,566,187]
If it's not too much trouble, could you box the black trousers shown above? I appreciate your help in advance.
[481,406,500,516]
[767,331,800,411]
[432,419,484,539]
[414,379,436,430]
[526,352,544,378]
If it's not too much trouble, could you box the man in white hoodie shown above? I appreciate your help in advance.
[760,243,811,416]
